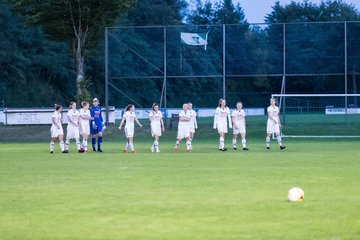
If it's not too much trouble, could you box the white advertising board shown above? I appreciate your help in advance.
[3,107,115,125]
[115,108,264,119]
[325,108,360,115]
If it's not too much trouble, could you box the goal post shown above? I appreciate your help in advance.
[271,93,360,138]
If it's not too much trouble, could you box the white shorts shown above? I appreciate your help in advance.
[66,125,80,139]
[125,125,134,138]
[233,122,246,134]
[50,126,64,138]
[189,123,196,134]
[80,122,90,135]
[267,120,280,134]
[151,123,162,137]
[217,122,228,134]
[177,123,190,139]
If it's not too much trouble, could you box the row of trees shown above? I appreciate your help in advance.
[1,0,360,107]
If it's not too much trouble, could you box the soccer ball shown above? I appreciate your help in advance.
[288,187,304,202]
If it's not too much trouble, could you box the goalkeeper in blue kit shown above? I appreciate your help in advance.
[90,97,105,152]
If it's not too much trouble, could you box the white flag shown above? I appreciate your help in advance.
[180,32,208,50]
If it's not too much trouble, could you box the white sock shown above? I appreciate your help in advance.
[219,137,225,149]
[154,140,159,151]
[50,141,55,152]
[186,140,191,150]
[175,140,180,148]
[130,143,134,151]
[276,135,282,146]
[125,142,129,150]
[266,136,270,147]
[242,139,247,148]
[232,139,237,148]
[75,139,81,150]
[83,139,88,151]
[65,139,70,151]
[60,141,65,152]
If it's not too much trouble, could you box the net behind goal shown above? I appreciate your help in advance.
[272,94,360,138]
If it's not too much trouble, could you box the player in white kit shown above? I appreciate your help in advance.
[188,102,198,149]
[174,103,192,152]
[231,102,249,151]
[266,98,285,150]
[214,98,232,151]
[50,104,66,154]
[149,103,165,153]
[79,101,91,152]
[65,101,83,153]
[118,104,143,153]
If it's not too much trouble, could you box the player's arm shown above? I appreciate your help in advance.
[194,114,198,129]
[277,114,282,128]
[160,118,165,132]
[118,117,125,130]
[135,117,142,127]
[227,110,232,128]
[52,117,61,129]
[213,109,219,129]
[67,115,78,127]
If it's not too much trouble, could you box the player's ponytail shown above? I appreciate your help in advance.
[69,101,76,109]
[81,101,89,108]
[218,98,225,108]
[55,104,62,111]
[152,103,158,111]
[270,97,277,105]
[125,104,133,112]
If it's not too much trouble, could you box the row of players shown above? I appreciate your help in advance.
[50,98,104,153]
[50,97,285,153]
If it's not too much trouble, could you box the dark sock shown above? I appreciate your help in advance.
[98,136,102,149]
[92,137,96,149]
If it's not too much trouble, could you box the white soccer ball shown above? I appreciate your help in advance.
[288,187,304,202]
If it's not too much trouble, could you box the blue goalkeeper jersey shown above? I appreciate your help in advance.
[90,106,103,124]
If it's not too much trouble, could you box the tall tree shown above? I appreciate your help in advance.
[10,0,134,100]
[0,1,74,107]
[265,0,360,94]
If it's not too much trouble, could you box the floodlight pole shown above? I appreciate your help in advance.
[163,26,167,127]
[344,21,348,122]
[282,23,286,125]
[104,27,109,125]
[222,24,226,99]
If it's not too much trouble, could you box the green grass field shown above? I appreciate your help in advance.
[0,117,359,239]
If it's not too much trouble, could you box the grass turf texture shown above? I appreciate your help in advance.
[0,117,360,239]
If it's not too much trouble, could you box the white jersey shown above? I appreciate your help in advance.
[177,110,191,139]
[267,105,279,119]
[178,110,190,127]
[232,109,246,134]
[50,111,63,137]
[66,109,80,139]
[149,111,163,137]
[79,109,91,135]
[214,107,232,128]
[124,111,136,127]
[267,105,280,133]
[232,109,246,123]
[149,111,163,125]
[67,109,79,126]
[51,111,62,128]
[188,109,197,130]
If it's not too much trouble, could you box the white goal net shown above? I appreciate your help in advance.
[272,94,360,138]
